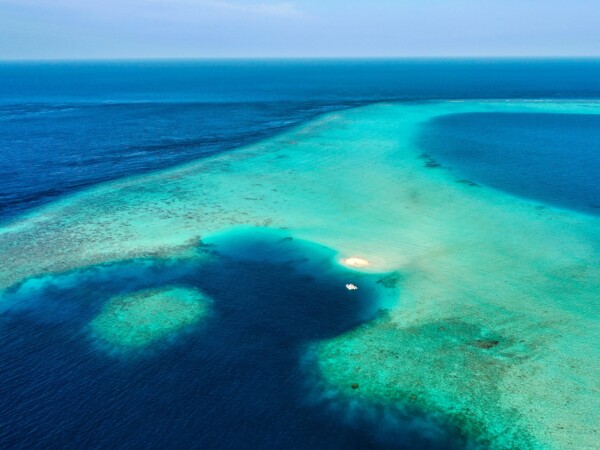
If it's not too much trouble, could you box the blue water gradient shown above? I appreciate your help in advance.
[417,112,600,215]
[1,60,600,449]
[2,59,600,220]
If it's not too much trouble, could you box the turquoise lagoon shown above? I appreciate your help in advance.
[1,100,599,449]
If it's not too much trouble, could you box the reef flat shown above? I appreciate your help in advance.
[1,101,599,448]
[90,286,210,351]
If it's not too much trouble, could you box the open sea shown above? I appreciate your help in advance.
[1,59,599,449]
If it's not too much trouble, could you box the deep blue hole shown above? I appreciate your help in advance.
[417,112,600,215]
[0,232,468,449]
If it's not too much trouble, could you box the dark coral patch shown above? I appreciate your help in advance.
[456,179,479,187]
[376,272,402,289]
[418,152,442,169]
[472,339,500,349]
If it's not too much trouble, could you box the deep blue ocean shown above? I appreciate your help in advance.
[1,60,600,449]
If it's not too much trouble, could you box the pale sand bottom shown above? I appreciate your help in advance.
[1,101,599,448]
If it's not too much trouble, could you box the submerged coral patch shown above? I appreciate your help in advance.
[90,286,210,351]
[316,315,532,448]
[375,272,402,289]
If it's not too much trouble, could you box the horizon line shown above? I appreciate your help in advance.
[2,55,600,64]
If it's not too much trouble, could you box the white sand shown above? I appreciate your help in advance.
[341,257,370,268]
